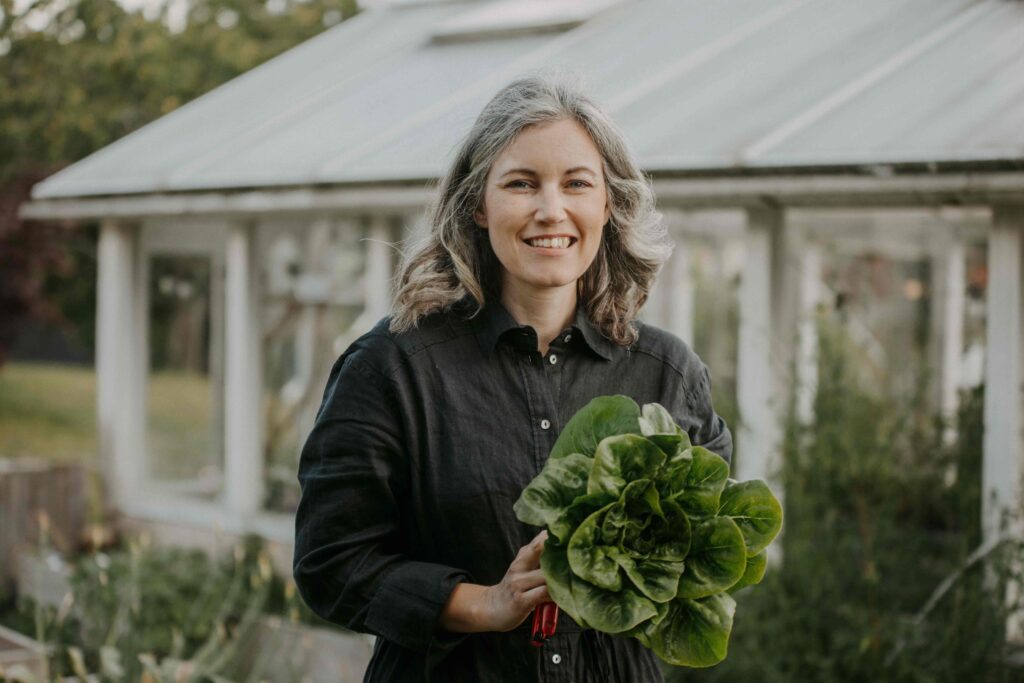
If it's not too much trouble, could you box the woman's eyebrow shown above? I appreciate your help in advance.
[499,166,598,178]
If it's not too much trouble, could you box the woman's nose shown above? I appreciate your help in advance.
[534,184,567,224]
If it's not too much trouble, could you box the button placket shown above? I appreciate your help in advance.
[521,344,559,472]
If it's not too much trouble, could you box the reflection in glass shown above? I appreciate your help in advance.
[146,253,224,497]
[820,248,931,399]
[689,237,741,440]
[261,220,369,513]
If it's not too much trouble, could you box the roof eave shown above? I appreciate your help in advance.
[18,167,1024,222]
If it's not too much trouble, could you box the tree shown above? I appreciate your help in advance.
[0,0,360,366]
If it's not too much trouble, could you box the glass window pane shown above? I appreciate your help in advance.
[260,219,369,513]
[689,236,741,437]
[146,253,224,498]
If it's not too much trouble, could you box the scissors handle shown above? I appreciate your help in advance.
[529,601,559,647]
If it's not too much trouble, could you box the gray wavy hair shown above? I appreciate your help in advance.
[388,70,673,347]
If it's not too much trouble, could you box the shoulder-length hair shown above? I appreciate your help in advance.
[388,70,673,347]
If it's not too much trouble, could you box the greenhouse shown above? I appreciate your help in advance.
[19,0,1024,586]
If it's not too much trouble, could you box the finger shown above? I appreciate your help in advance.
[513,532,549,567]
[522,540,547,568]
[522,583,551,608]
[516,568,546,589]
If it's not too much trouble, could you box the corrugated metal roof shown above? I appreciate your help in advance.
[31,0,1024,200]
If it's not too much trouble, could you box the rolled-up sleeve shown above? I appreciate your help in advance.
[292,340,473,660]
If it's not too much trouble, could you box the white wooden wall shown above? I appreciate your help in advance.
[97,214,402,544]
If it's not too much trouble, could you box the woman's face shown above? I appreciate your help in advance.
[474,117,611,299]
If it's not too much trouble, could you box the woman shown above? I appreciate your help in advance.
[292,72,733,682]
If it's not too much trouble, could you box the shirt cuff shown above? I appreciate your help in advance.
[700,414,734,466]
[364,560,474,658]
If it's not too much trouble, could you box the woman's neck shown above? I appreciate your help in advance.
[500,283,577,356]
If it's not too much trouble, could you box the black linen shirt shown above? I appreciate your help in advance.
[292,295,733,683]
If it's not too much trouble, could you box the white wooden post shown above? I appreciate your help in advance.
[644,267,666,327]
[666,222,696,347]
[795,239,822,426]
[737,209,775,485]
[224,221,264,521]
[737,208,803,567]
[983,206,1024,641]
[983,207,1024,543]
[929,227,966,445]
[365,214,395,322]
[96,219,146,511]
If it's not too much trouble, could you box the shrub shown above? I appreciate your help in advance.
[664,312,1023,683]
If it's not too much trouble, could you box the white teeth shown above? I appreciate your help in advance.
[528,237,572,249]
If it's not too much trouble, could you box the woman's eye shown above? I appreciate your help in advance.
[505,179,591,190]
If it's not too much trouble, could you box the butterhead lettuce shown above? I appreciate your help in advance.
[513,395,783,668]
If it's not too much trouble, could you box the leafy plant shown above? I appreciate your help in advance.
[664,312,1023,683]
[514,395,783,668]
[0,532,337,682]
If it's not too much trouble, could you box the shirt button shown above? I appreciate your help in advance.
[563,334,572,342]
[549,354,557,364]
[551,654,562,664]
[540,419,551,430]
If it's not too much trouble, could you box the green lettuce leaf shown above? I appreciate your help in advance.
[718,479,783,555]
[675,517,747,599]
[567,502,623,591]
[639,402,680,436]
[667,446,729,518]
[512,453,594,543]
[609,549,686,603]
[588,434,668,498]
[549,491,615,545]
[634,593,737,667]
[571,575,659,634]
[726,550,768,594]
[539,541,583,624]
[549,395,642,460]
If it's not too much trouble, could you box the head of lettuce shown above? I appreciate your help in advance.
[513,395,783,668]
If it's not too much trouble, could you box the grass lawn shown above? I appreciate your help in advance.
[0,361,97,464]
[0,362,216,483]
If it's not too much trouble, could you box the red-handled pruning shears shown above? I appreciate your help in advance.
[530,601,559,646]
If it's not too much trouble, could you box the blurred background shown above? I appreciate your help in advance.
[1,0,1023,681]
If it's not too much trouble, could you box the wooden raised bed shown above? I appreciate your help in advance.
[0,624,47,681]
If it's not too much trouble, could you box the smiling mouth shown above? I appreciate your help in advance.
[523,237,578,250]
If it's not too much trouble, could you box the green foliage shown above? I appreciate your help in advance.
[0,534,337,681]
[515,396,783,668]
[664,312,1023,683]
[0,0,359,366]
[0,0,360,180]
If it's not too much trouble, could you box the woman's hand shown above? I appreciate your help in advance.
[438,530,551,634]
[482,530,551,632]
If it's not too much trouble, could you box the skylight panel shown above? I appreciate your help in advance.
[432,0,628,43]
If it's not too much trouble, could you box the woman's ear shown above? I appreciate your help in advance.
[474,207,488,228]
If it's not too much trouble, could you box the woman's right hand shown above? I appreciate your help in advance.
[438,530,551,634]
[481,529,551,632]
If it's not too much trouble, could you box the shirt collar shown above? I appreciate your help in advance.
[472,296,617,362]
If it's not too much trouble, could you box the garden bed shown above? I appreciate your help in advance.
[0,624,47,681]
